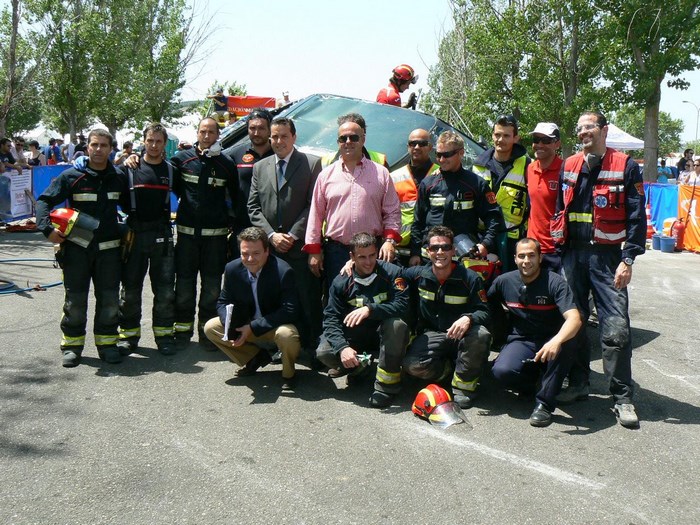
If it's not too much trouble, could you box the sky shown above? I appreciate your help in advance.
[182,0,699,144]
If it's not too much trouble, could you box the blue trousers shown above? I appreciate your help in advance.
[562,246,634,403]
[491,335,574,411]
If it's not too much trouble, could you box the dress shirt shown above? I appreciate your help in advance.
[304,157,400,253]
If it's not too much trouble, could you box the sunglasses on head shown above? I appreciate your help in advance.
[427,243,453,253]
[532,136,556,144]
[408,140,430,148]
[496,114,518,126]
[435,150,460,159]
[337,134,361,143]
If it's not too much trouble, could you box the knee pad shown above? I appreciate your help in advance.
[601,316,629,348]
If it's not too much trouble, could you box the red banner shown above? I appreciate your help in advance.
[678,184,700,252]
[227,96,275,117]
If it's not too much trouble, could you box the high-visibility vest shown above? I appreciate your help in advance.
[552,148,629,245]
[390,163,439,247]
[473,155,528,239]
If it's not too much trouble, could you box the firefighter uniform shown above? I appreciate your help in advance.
[410,166,503,259]
[402,263,491,399]
[171,145,238,343]
[223,142,273,259]
[316,260,410,395]
[552,148,646,403]
[472,143,530,270]
[36,164,128,365]
[390,161,439,263]
[118,159,176,354]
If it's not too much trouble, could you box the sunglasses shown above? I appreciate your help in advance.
[518,284,528,306]
[337,134,361,143]
[694,163,700,167]
[532,136,556,144]
[575,123,600,134]
[427,243,453,253]
[435,150,461,159]
[408,140,430,147]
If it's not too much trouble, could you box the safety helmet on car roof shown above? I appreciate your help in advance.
[392,64,418,84]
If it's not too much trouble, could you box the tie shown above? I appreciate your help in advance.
[277,159,286,188]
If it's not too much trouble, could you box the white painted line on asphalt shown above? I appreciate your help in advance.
[641,358,700,394]
[422,426,606,490]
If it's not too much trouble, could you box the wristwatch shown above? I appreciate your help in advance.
[622,257,634,266]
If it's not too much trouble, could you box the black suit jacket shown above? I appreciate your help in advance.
[216,254,299,338]
[248,148,322,259]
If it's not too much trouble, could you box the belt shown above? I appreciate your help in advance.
[177,225,228,236]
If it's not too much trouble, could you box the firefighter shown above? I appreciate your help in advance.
[117,123,177,356]
[36,129,128,367]
[402,225,492,409]
[316,232,410,408]
[552,110,646,428]
[171,117,239,349]
[472,114,530,271]
[390,128,439,265]
[376,64,418,109]
[409,131,503,266]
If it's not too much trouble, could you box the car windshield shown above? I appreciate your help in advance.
[222,94,483,171]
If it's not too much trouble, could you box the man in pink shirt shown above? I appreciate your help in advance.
[304,114,401,283]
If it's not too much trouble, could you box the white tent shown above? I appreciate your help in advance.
[606,123,644,150]
[25,125,62,146]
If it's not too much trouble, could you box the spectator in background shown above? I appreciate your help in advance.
[55,138,65,162]
[114,141,133,166]
[27,140,46,166]
[207,87,228,116]
[679,158,700,185]
[225,112,238,127]
[677,149,694,171]
[276,91,291,108]
[74,134,87,157]
[678,158,693,182]
[62,136,76,162]
[109,140,119,162]
[45,138,58,165]
[10,137,29,168]
[0,138,23,173]
[657,159,672,183]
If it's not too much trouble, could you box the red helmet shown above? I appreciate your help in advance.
[412,384,452,420]
[392,64,418,84]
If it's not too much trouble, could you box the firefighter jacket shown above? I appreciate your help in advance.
[410,167,504,256]
[171,145,238,236]
[322,147,388,169]
[121,159,174,231]
[402,263,490,334]
[390,161,439,249]
[473,143,529,239]
[36,164,128,245]
[552,148,646,260]
[323,260,409,355]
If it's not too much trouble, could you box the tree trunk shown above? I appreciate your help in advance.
[0,0,20,137]
[642,80,662,182]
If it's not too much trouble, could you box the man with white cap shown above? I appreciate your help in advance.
[526,122,563,271]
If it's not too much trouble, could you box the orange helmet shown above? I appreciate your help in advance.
[412,384,452,420]
[50,207,99,248]
[392,64,418,84]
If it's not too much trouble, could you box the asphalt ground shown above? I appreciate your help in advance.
[1,230,699,525]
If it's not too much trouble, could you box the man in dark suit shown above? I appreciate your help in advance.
[203,227,301,390]
[248,117,323,351]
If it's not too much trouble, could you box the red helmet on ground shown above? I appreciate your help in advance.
[412,384,452,420]
[392,64,418,84]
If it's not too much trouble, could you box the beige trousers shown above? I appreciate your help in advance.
[203,317,300,378]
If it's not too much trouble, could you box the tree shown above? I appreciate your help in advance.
[599,1,700,180]
[0,0,46,136]
[423,0,608,154]
[612,104,684,158]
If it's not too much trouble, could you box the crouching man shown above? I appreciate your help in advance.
[402,225,492,409]
[203,227,301,390]
[488,238,581,426]
[316,232,410,408]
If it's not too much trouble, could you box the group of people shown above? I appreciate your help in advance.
[657,149,698,184]
[35,105,646,429]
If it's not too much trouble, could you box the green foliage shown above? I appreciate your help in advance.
[193,80,247,119]
[612,104,683,157]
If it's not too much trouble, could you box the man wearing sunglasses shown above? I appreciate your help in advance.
[552,110,646,428]
[305,115,401,284]
[390,129,439,264]
[320,113,389,170]
[403,225,492,409]
[472,115,530,271]
[526,123,563,272]
[409,131,502,266]
[488,238,581,426]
